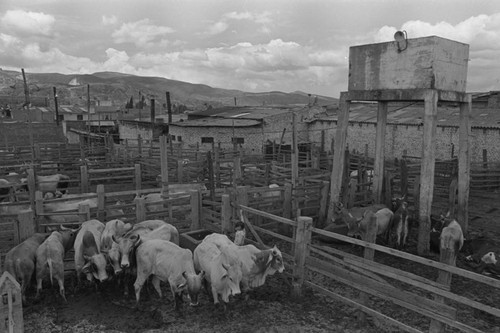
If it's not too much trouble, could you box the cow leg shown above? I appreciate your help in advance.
[133,274,148,307]
[172,288,183,311]
[151,276,162,299]
[35,278,42,299]
[57,278,67,302]
[211,286,220,306]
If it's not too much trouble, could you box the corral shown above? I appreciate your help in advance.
[0,133,499,333]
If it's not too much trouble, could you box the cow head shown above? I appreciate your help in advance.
[481,252,497,266]
[106,243,122,275]
[219,262,242,303]
[267,245,285,273]
[82,253,109,282]
[339,206,363,239]
[180,270,205,306]
[59,225,81,252]
[391,195,407,212]
[113,233,141,268]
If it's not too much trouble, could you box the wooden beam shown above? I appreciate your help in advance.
[457,94,471,234]
[345,89,469,103]
[417,90,438,256]
[327,92,350,223]
[373,101,388,203]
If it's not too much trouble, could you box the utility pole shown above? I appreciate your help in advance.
[21,68,34,163]
[53,86,59,126]
[87,84,90,153]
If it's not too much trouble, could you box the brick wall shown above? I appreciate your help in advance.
[307,119,500,162]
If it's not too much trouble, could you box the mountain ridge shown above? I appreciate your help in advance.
[0,69,338,109]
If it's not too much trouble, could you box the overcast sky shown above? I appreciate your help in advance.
[1,0,500,98]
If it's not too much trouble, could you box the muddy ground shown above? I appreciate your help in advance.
[23,193,500,333]
[24,272,384,333]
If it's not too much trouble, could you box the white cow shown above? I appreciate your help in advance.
[100,219,132,253]
[202,233,284,292]
[74,219,108,283]
[193,235,243,310]
[133,239,204,310]
[35,226,80,301]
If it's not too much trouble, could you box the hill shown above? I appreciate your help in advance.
[0,69,338,110]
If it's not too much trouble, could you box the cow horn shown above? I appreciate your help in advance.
[221,263,230,271]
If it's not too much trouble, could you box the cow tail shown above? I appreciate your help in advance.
[47,259,54,286]
[14,259,23,285]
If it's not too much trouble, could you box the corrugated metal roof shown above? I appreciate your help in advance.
[320,103,500,128]
[189,106,295,119]
[171,117,261,128]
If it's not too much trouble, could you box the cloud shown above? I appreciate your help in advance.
[224,11,272,24]
[102,15,118,26]
[1,10,55,36]
[112,19,175,47]
[204,21,229,35]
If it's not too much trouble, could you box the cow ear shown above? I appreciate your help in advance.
[177,282,187,290]
[182,271,187,279]
[267,252,273,264]
[112,235,119,243]
[124,223,132,232]
[83,254,91,261]
[272,246,278,256]
[134,235,141,246]
[82,262,91,274]
[198,270,205,279]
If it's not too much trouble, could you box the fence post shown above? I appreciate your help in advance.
[134,163,142,191]
[429,246,456,332]
[135,197,146,222]
[97,184,106,221]
[233,155,242,186]
[318,181,329,228]
[190,190,201,230]
[80,165,89,193]
[283,183,292,219]
[27,168,36,209]
[78,203,90,223]
[292,216,312,298]
[177,160,184,183]
[34,191,44,232]
[17,210,35,242]
[357,213,377,323]
[137,134,142,158]
[221,194,232,235]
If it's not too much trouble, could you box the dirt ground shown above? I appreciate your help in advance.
[22,193,500,333]
[23,272,384,333]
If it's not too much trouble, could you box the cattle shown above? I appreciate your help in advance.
[35,226,80,301]
[113,221,179,269]
[340,203,393,243]
[133,239,204,310]
[43,193,98,224]
[476,252,500,276]
[202,233,284,293]
[100,219,132,253]
[32,174,71,195]
[74,219,108,284]
[4,233,49,304]
[193,235,243,309]
[390,196,410,249]
[439,214,464,258]
[135,184,207,212]
[335,202,387,226]
[0,174,26,202]
[463,236,500,262]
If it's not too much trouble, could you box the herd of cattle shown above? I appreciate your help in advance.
[1,167,499,313]
[2,217,285,311]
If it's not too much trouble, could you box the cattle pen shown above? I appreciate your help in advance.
[1,137,500,332]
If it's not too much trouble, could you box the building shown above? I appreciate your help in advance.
[168,106,317,153]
